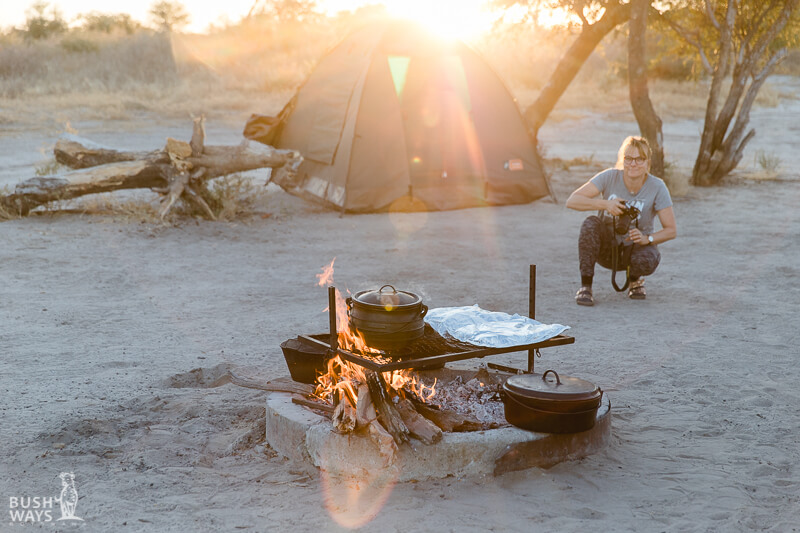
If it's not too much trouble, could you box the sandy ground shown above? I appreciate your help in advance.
[2,80,800,532]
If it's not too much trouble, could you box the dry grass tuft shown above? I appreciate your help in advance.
[176,174,271,221]
[738,150,784,181]
[662,162,691,198]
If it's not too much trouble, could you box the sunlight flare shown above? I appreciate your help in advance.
[380,0,493,42]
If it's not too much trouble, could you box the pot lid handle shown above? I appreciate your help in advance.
[542,369,561,385]
[379,284,397,294]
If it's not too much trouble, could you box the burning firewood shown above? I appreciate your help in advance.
[365,371,410,445]
[291,396,334,417]
[353,383,397,464]
[332,397,357,433]
[355,384,375,427]
[395,399,443,445]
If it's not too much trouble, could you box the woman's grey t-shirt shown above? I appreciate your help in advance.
[589,168,673,235]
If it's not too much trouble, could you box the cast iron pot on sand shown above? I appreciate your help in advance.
[502,370,603,433]
[346,285,428,352]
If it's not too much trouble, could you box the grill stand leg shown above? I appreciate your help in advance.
[328,286,338,355]
[528,264,536,373]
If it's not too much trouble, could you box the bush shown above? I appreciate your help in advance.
[78,13,141,35]
[22,2,68,40]
[60,36,100,53]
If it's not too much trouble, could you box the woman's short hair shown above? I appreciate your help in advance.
[616,136,651,169]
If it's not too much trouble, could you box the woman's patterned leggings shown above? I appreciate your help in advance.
[579,215,661,280]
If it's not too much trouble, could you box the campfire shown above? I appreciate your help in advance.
[286,259,510,464]
[269,264,616,482]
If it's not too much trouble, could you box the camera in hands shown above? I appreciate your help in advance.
[614,202,641,235]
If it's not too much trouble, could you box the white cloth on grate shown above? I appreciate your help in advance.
[424,305,570,348]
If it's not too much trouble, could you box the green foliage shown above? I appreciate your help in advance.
[148,1,190,32]
[23,1,67,40]
[653,0,800,77]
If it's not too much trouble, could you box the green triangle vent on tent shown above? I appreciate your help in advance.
[388,55,410,100]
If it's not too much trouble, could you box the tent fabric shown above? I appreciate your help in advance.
[245,20,553,213]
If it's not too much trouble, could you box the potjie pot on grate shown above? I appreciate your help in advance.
[346,285,428,352]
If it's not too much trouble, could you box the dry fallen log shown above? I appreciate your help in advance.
[0,118,302,218]
[365,371,410,445]
[53,134,154,168]
[396,399,443,445]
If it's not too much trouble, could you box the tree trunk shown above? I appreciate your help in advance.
[690,0,798,186]
[524,1,631,140]
[628,0,664,178]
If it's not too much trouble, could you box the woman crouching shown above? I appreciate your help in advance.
[565,136,677,306]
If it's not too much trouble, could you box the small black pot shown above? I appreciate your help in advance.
[281,337,331,384]
[502,370,603,433]
[346,285,428,352]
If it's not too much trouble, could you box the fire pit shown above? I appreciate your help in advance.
[267,265,611,478]
[265,367,611,479]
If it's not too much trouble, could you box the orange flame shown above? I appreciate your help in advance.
[313,259,436,405]
[317,257,336,287]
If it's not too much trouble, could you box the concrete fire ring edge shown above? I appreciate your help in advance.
[265,393,611,481]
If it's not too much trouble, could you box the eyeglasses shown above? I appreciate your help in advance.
[624,156,647,164]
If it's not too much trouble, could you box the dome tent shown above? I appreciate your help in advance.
[244,20,553,212]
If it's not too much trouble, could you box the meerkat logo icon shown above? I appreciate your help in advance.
[56,472,83,521]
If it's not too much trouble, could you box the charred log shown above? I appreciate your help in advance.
[365,371,410,445]
[395,399,443,445]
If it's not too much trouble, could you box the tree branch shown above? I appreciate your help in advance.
[704,0,721,30]
[657,13,713,74]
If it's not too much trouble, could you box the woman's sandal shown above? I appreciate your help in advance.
[575,286,594,306]
[628,278,646,300]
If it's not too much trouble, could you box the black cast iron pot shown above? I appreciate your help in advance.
[346,284,428,352]
[502,369,603,434]
[280,337,332,384]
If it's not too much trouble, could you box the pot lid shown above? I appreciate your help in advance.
[353,285,421,309]
[504,370,600,401]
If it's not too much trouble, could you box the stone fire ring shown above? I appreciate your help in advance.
[265,391,610,480]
